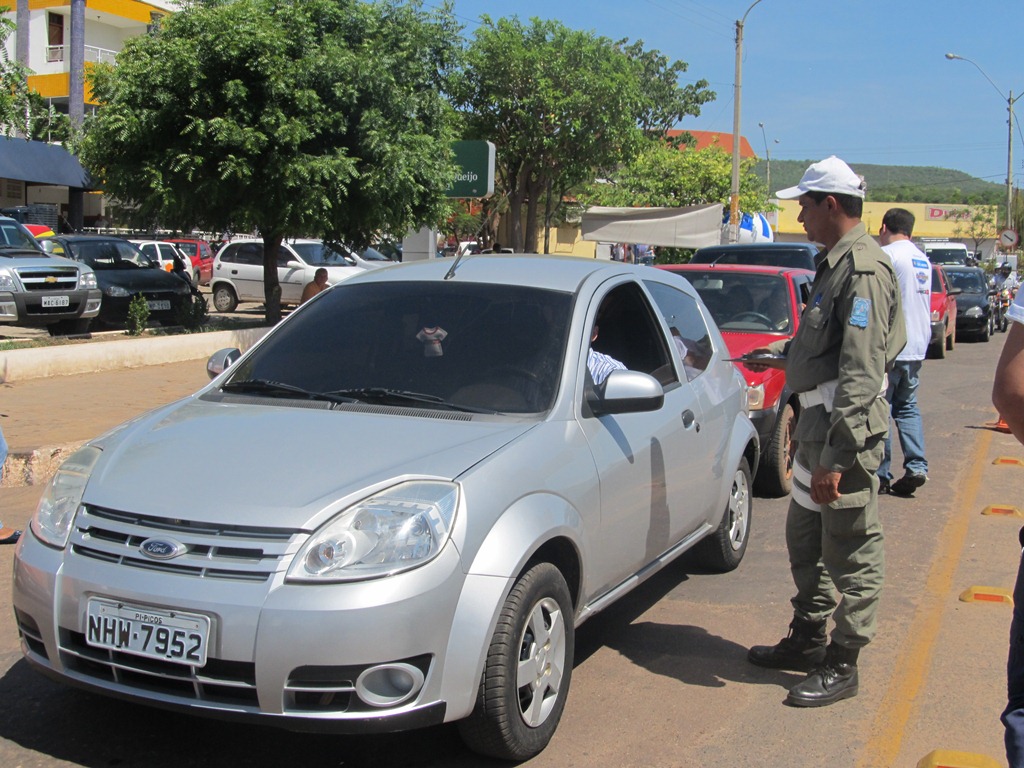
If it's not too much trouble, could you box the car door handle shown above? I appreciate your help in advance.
[682,410,699,431]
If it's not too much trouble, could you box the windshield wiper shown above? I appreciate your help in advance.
[327,387,496,414]
[221,379,357,404]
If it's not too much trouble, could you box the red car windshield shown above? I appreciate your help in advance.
[684,272,792,334]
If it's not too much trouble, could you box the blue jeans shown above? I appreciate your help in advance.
[878,360,928,481]
[1003,527,1024,766]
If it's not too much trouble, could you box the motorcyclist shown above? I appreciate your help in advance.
[998,263,1021,293]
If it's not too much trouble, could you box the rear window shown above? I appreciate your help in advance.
[691,246,816,270]
[925,248,967,265]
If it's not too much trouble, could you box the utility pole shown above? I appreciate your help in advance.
[729,0,765,243]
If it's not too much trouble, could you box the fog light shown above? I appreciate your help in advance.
[0,300,16,320]
[355,663,424,708]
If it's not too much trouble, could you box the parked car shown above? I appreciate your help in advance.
[689,242,821,271]
[211,238,365,312]
[944,265,994,342]
[0,216,101,335]
[922,241,970,266]
[128,240,194,283]
[13,255,757,761]
[660,263,815,496]
[40,235,193,327]
[928,264,960,359]
[167,238,215,286]
[328,242,397,270]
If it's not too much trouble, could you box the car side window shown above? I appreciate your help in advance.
[645,281,714,381]
[591,282,677,387]
[238,244,262,266]
[276,247,293,268]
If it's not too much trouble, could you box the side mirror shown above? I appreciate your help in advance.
[947,287,962,297]
[587,370,665,416]
[207,348,241,379]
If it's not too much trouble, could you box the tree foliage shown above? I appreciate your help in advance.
[0,12,32,135]
[451,16,713,253]
[80,0,461,322]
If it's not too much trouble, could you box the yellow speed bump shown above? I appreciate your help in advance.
[982,504,1023,517]
[959,586,1013,605]
[916,749,1003,768]
[993,456,1024,466]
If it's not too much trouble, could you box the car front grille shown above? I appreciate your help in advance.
[71,504,301,583]
[14,265,82,291]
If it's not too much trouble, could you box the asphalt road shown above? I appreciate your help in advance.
[0,330,1019,767]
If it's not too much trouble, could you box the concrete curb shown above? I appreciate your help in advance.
[0,326,271,487]
[0,326,270,383]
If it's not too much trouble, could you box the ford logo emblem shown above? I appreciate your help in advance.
[140,538,186,560]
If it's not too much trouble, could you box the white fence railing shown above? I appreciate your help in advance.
[45,45,118,66]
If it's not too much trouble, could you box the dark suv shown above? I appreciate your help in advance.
[690,242,821,271]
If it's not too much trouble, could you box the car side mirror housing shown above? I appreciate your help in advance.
[207,348,241,379]
[948,287,962,296]
[587,370,665,416]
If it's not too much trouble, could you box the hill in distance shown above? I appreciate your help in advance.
[755,159,1004,205]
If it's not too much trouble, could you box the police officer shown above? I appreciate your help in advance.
[745,156,906,707]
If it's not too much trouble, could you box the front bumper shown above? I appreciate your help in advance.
[0,288,101,326]
[12,522,491,732]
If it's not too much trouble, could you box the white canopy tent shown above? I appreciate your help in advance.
[580,203,724,249]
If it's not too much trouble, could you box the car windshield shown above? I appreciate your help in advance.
[359,246,393,262]
[946,270,987,293]
[682,272,792,333]
[66,239,154,270]
[0,219,44,251]
[927,249,966,265]
[224,281,573,414]
[290,241,353,267]
[691,246,816,270]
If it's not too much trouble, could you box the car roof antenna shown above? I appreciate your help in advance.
[444,250,466,280]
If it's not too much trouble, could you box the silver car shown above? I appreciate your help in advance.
[12,255,757,760]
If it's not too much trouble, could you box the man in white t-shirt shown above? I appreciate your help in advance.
[877,208,930,496]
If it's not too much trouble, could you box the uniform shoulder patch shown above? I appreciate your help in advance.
[849,297,871,328]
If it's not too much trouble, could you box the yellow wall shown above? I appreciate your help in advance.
[28,0,166,24]
[28,67,97,103]
[776,200,998,240]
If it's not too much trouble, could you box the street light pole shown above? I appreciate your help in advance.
[758,121,778,194]
[729,0,765,244]
[945,52,1022,231]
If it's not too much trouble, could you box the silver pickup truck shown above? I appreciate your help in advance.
[0,216,102,335]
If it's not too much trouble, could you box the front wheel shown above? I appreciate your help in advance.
[212,284,238,313]
[458,563,574,761]
[946,321,956,351]
[755,403,796,497]
[691,457,752,572]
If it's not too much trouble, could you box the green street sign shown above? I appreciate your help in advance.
[447,140,495,198]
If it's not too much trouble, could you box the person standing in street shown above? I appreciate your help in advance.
[992,284,1024,766]
[745,156,906,707]
[877,208,930,496]
[300,267,329,304]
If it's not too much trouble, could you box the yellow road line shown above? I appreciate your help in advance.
[857,428,994,768]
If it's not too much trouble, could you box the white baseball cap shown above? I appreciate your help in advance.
[775,155,866,200]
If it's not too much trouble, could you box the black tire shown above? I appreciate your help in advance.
[755,402,795,497]
[1002,312,1009,333]
[929,328,946,360]
[946,321,956,351]
[458,563,574,761]
[212,284,238,313]
[980,321,990,342]
[691,457,752,572]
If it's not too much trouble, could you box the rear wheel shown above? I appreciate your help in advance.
[691,457,752,572]
[212,284,238,313]
[459,563,574,761]
[755,402,795,497]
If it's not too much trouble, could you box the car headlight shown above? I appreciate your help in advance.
[31,446,101,549]
[106,285,131,297]
[79,272,98,290]
[746,383,766,411]
[287,480,458,582]
[965,306,983,318]
[0,268,16,291]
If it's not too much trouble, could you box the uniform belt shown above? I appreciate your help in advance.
[797,374,888,413]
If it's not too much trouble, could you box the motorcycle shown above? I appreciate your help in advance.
[996,286,1017,332]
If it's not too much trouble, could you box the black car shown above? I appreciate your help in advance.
[944,265,994,342]
[39,235,192,327]
[690,242,822,271]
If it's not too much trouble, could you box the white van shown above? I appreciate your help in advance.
[922,241,970,266]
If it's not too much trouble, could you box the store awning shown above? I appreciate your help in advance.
[0,137,93,189]
[580,203,723,249]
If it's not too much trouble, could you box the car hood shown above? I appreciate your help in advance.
[95,268,191,292]
[84,398,535,529]
[956,292,990,310]
[721,331,789,387]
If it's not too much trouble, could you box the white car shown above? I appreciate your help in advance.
[128,240,196,284]
[210,238,365,311]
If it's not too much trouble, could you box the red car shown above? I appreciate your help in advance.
[167,238,215,286]
[660,263,815,496]
[928,264,959,359]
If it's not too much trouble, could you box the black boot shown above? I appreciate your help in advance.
[786,642,859,707]
[747,617,827,672]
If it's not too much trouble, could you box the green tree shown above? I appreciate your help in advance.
[946,205,998,259]
[80,0,460,323]
[452,16,713,253]
[0,11,32,134]
[580,142,769,212]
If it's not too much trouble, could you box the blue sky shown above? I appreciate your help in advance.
[439,0,1024,187]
